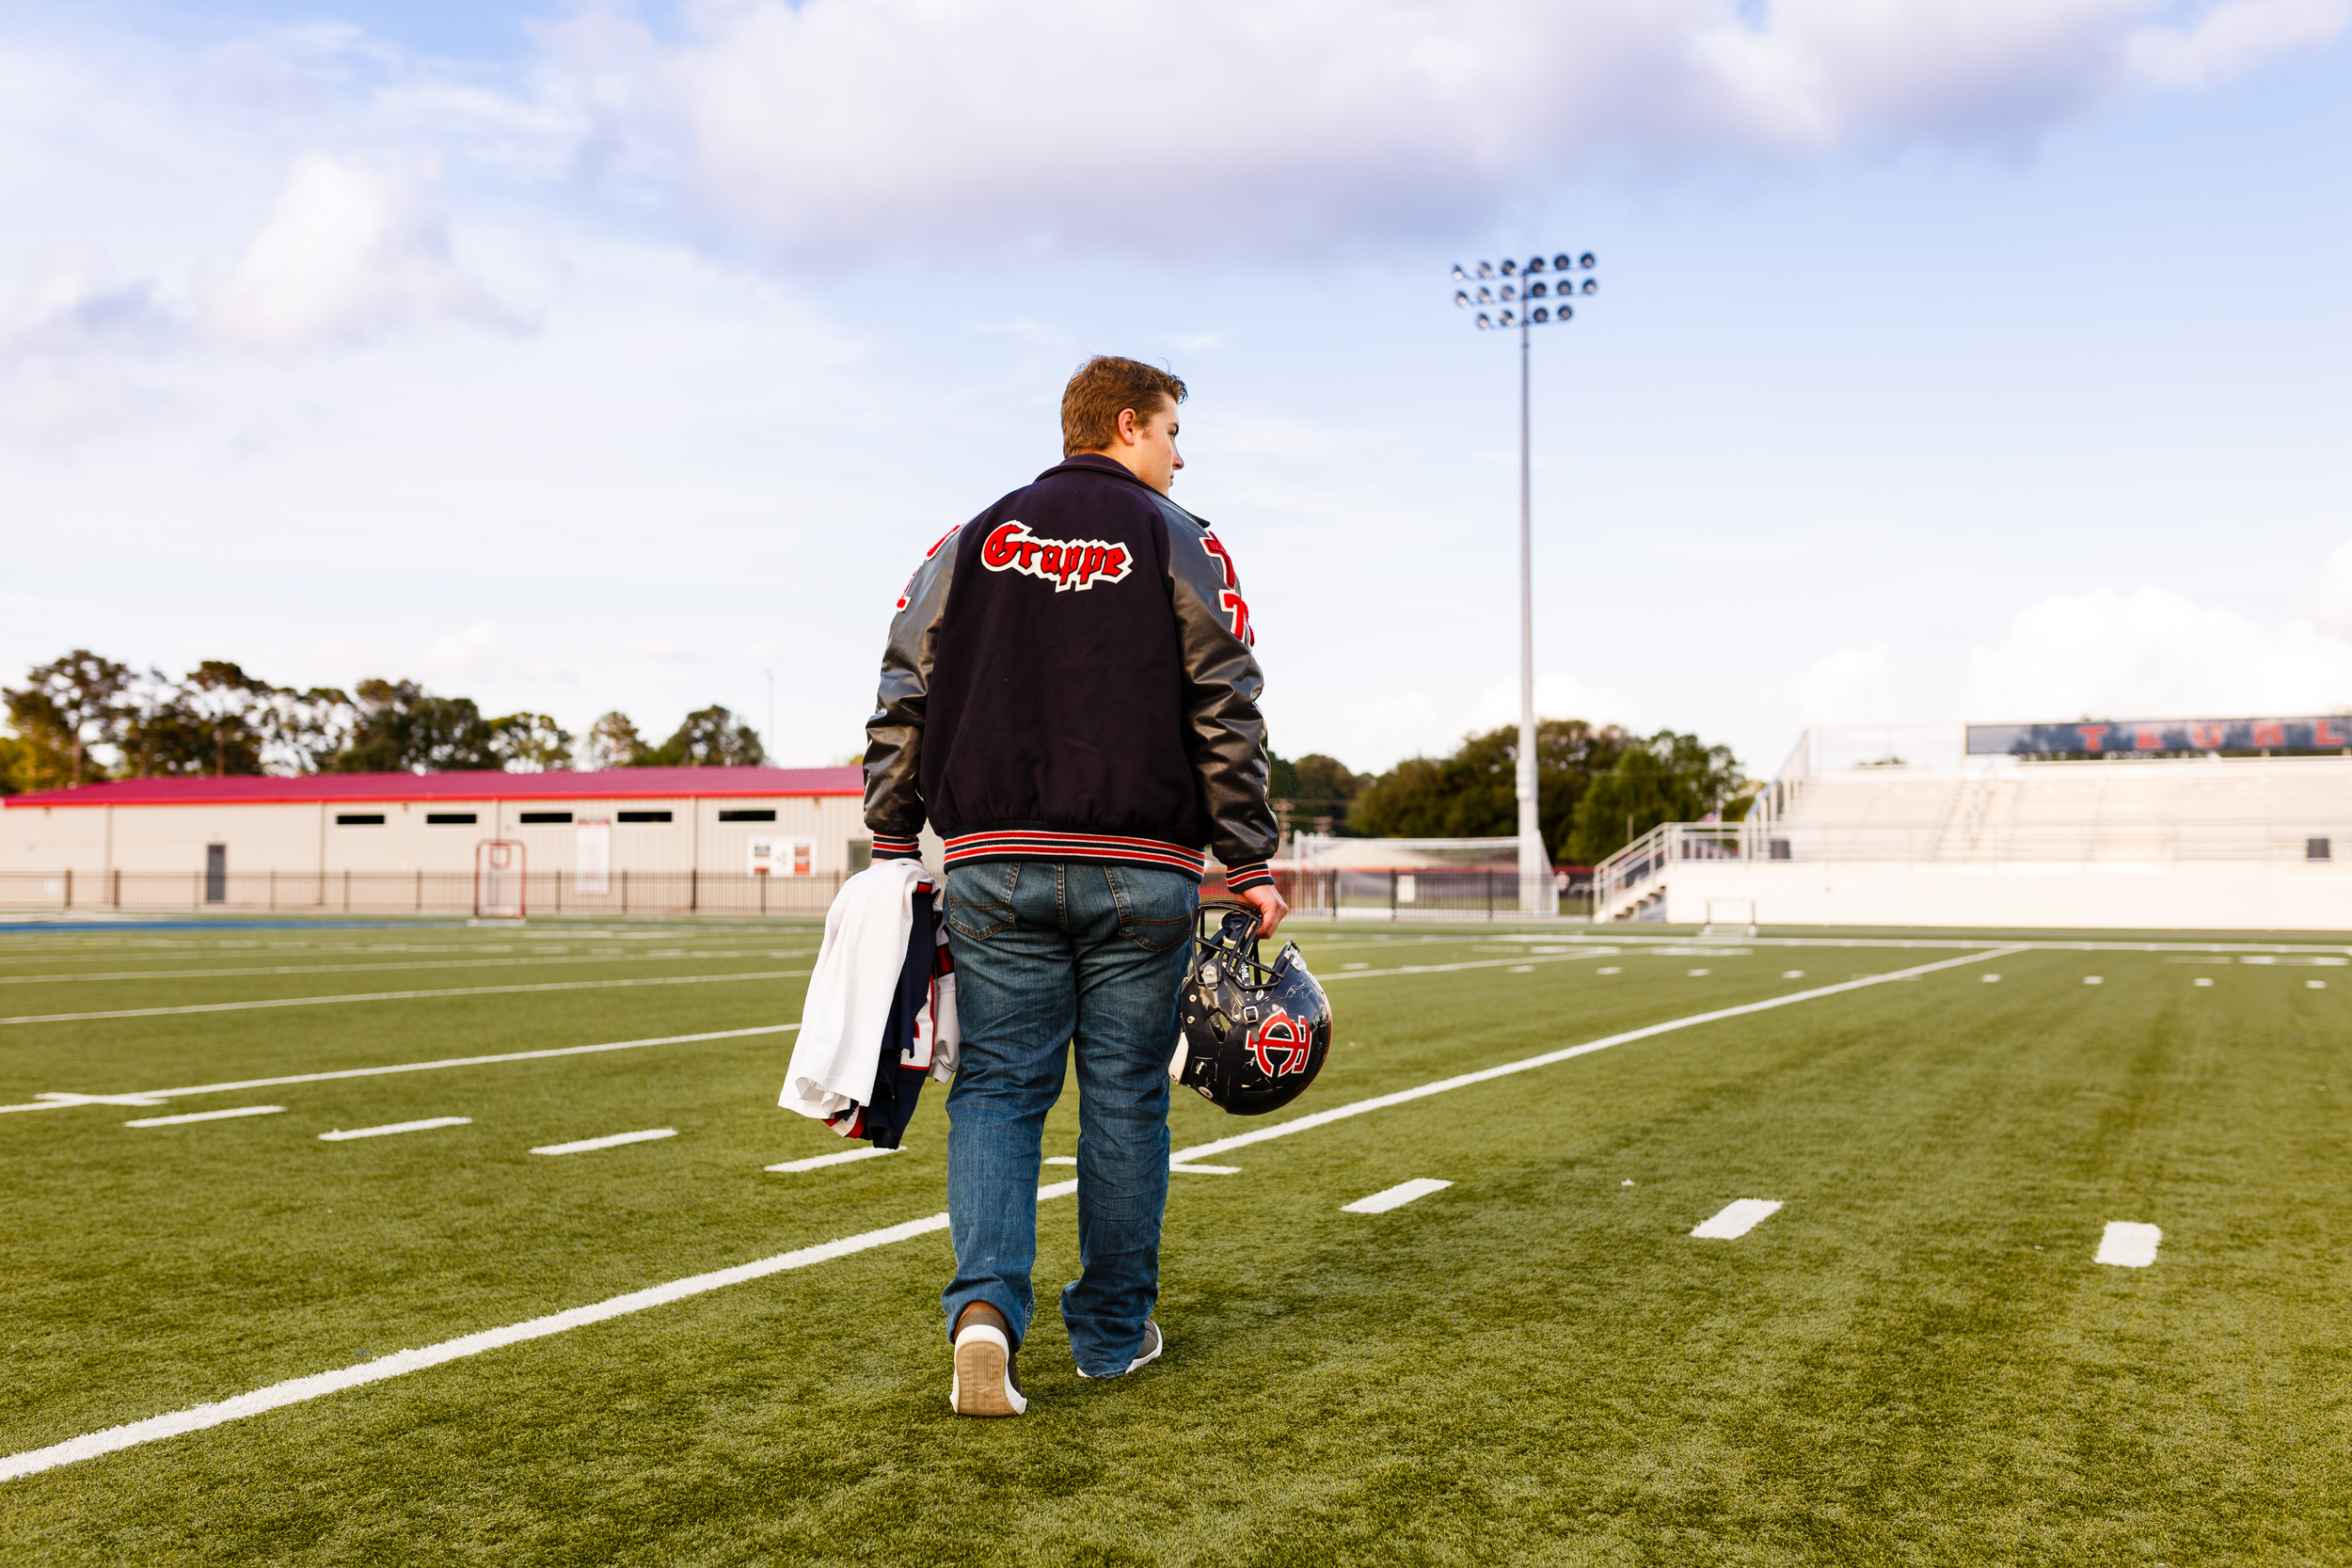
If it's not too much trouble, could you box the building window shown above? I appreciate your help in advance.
[619,810,673,824]
[336,813,387,827]
[519,811,572,825]
[719,808,777,822]
[2310,837,2332,861]
[1769,839,1791,860]
[426,813,479,826]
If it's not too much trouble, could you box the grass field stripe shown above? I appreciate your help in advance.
[766,1147,898,1173]
[0,1024,800,1114]
[1343,1178,1452,1213]
[0,943,2013,1481]
[1320,952,1618,982]
[1168,945,2026,1166]
[1691,1199,1783,1239]
[121,1106,286,1128]
[0,971,812,1026]
[319,1118,473,1141]
[531,1129,676,1155]
[0,1210,955,1485]
[2095,1221,2162,1267]
[0,951,817,986]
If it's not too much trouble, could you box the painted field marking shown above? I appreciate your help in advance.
[0,971,810,1027]
[1170,1164,1241,1175]
[2095,1222,2161,1267]
[3,942,2017,1482]
[0,1209,955,1484]
[530,1129,676,1156]
[1042,1156,1077,1164]
[319,1118,472,1142]
[1688,968,1710,977]
[1320,951,1618,983]
[1982,974,2001,983]
[1343,1178,1452,1214]
[0,1023,798,1116]
[1781,971,1804,978]
[2084,976,2104,985]
[2311,980,2329,990]
[1343,963,1372,970]
[122,1106,285,1128]
[1509,965,1534,974]
[1597,966,1622,974]
[765,1147,898,1173]
[0,950,817,987]
[1692,1199,1782,1239]
[2194,977,2214,987]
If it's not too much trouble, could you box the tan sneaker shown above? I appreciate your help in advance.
[1076,1321,1163,1380]
[949,1304,1025,1417]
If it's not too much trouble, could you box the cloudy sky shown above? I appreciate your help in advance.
[4,0,2349,780]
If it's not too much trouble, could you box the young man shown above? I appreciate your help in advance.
[865,356,1288,1416]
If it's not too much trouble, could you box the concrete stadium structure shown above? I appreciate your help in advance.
[1595,724,2352,930]
[0,767,929,916]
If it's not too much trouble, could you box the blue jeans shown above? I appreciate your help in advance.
[940,859,1197,1376]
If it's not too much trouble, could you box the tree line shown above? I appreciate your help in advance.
[1273,721,1750,865]
[0,649,765,794]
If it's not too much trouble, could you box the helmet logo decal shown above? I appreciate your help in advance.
[980,520,1133,592]
[1248,1008,1312,1077]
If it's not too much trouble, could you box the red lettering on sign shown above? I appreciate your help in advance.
[2253,721,2285,748]
[2318,720,2348,748]
[2189,722,2226,749]
[2076,725,2108,752]
[2135,725,2163,751]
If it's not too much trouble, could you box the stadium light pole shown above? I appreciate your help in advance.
[1452,250,1597,915]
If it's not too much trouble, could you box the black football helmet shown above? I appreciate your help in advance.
[1171,901,1332,1116]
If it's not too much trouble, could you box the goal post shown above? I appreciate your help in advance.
[475,839,526,920]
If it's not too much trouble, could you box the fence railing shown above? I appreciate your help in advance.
[0,869,854,917]
[1,865,1595,922]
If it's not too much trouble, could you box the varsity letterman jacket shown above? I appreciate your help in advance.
[864,452,1278,891]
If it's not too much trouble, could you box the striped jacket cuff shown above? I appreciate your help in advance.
[870,832,923,861]
[1221,861,1275,893]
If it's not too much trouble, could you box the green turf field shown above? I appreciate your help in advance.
[2,914,2347,1565]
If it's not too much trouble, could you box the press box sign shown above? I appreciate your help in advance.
[1967,717,2352,758]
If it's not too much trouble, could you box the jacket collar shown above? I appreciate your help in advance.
[1038,451,1152,488]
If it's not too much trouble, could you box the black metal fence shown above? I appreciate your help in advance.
[1,865,1594,921]
[0,869,853,917]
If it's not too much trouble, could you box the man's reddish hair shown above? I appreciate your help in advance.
[1061,356,1187,456]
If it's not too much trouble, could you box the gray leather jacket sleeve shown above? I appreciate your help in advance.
[1154,497,1280,872]
[863,528,961,847]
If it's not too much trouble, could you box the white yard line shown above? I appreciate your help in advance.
[2094,1222,2162,1267]
[122,1106,285,1128]
[319,1118,473,1142]
[1320,951,1619,982]
[0,971,810,1027]
[0,951,813,986]
[766,1147,899,1173]
[1691,1199,1783,1239]
[1170,1164,1241,1175]
[1164,946,2025,1168]
[530,1129,676,1155]
[0,942,2015,1481]
[1343,1178,1452,1213]
[0,1024,798,1115]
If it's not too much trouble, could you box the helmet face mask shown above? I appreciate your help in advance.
[1171,901,1333,1116]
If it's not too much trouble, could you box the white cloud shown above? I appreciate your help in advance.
[1966,586,2352,718]
[1792,641,1896,724]
[206,152,509,349]
[2312,535,2352,636]
[561,0,2352,258]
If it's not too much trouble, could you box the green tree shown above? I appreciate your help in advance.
[638,705,766,767]
[1564,730,1745,864]
[262,688,356,774]
[1351,720,1629,860]
[7,650,131,785]
[490,712,574,772]
[582,711,644,770]
[1268,751,1369,827]
[327,679,500,773]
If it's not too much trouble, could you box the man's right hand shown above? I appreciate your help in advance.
[1238,883,1289,939]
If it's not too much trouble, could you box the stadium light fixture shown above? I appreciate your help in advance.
[1450,248,1599,914]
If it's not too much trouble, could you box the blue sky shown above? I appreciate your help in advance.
[4,0,2349,779]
